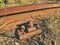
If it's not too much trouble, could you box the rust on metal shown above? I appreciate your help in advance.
[0,3,60,16]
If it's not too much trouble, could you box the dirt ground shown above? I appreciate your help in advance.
[0,3,60,45]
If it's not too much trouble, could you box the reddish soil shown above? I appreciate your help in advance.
[0,4,60,40]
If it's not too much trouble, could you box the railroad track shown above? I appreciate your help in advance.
[0,3,60,16]
[0,3,60,40]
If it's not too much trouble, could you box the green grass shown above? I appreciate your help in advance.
[0,0,57,8]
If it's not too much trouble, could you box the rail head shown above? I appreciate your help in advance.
[0,3,60,17]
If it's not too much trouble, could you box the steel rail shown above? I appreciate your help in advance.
[0,3,60,17]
